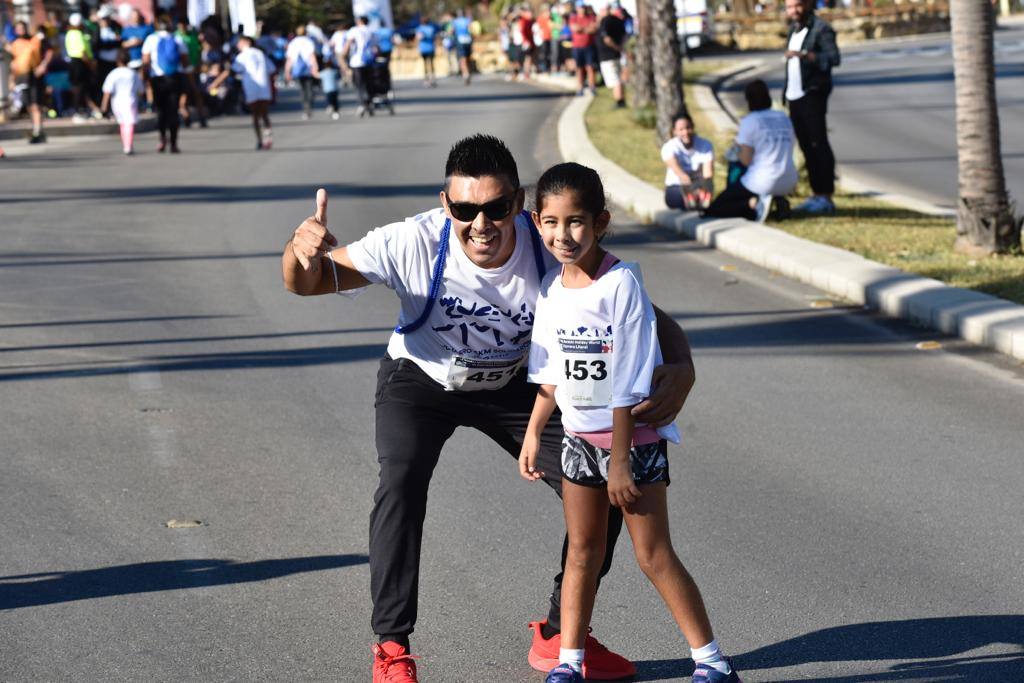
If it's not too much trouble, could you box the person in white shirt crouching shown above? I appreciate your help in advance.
[705,79,797,223]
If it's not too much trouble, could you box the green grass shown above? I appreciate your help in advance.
[584,64,1024,305]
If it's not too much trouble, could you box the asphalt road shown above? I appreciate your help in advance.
[2,78,1023,682]
[717,26,1024,210]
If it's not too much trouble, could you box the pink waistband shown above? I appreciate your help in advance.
[566,425,661,450]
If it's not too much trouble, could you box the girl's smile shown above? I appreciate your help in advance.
[532,191,610,282]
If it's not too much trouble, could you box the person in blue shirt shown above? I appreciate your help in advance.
[120,9,152,69]
[415,16,437,87]
[451,9,473,84]
[375,23,394,63]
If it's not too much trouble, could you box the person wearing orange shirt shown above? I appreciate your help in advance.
[5,21,53,143]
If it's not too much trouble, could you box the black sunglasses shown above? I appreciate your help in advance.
[444,193,517,223]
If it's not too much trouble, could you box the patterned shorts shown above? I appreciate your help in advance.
[561,434,670,487]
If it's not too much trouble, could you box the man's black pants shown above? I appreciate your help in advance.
[789,91,836,196]
[351,67,371,107]
[297,76,315,116]
[370,355,624,643]
[150,75,180,144]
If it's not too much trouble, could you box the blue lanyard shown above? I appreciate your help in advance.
[395,210,546,335]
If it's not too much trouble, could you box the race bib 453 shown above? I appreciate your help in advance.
[560,337,613,407]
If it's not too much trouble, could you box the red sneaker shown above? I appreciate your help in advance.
[528,620,636,680]
[372,642,419,682]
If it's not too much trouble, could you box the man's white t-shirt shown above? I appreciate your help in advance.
[528,261,680,443]
[286,35,317,75]
[660,135,714,187]
[736,109,798,197]
[232,46,275,103]
[785,26,809,102]
[141,31,185,77]
[345,208,557,390]
[345,25,375,68]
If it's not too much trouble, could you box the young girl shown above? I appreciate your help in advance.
[101,49,143,155]
[520,163,741,683]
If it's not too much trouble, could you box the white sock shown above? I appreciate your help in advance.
[559,647,584,673]
[692,639,730,674]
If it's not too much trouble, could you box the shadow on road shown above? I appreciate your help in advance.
[632,616,1024,682]
[0,181,441,205]
[0,251,282,269]
[0,325,396,355]
[0,342,389,382]
[843,152,1024,167]
[0,554,368,610]
[0,314,234,330]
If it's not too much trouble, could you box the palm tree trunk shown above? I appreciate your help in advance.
[631,0,654,110]
[648,0,685,142]
[950,0,1021,254]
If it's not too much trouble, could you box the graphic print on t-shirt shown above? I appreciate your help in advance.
[432,298,534,349]
[557,324,614,407]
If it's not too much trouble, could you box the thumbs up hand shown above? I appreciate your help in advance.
[291,188,338,271]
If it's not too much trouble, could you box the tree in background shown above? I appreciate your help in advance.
[630,0,654,111]
[950,0,1021,254]
[648,0,684,141]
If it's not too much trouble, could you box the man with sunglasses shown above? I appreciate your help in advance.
[281,135,695,683]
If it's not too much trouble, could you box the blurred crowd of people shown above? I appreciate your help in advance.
[3,7,236,144]
[498,0,631,103]
[1,8,423,151]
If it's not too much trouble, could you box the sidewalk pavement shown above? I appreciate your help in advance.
[0,113,157,141]
[534,70,1024,362]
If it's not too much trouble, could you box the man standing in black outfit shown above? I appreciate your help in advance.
[783,0,840,214]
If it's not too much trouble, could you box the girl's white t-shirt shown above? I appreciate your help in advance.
[232,47,274,103]
[345,208,558,390]
[528,260,680,443]
[102,66,142,106]
[661,135,714,186]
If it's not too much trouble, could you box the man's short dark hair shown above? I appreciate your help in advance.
[444,134,520,191]
[745,79,772,111]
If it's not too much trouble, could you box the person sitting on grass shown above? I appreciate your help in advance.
[662,114,714,211]
[705,79,797,223]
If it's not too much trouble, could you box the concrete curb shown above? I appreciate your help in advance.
[542,66,1024,362]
